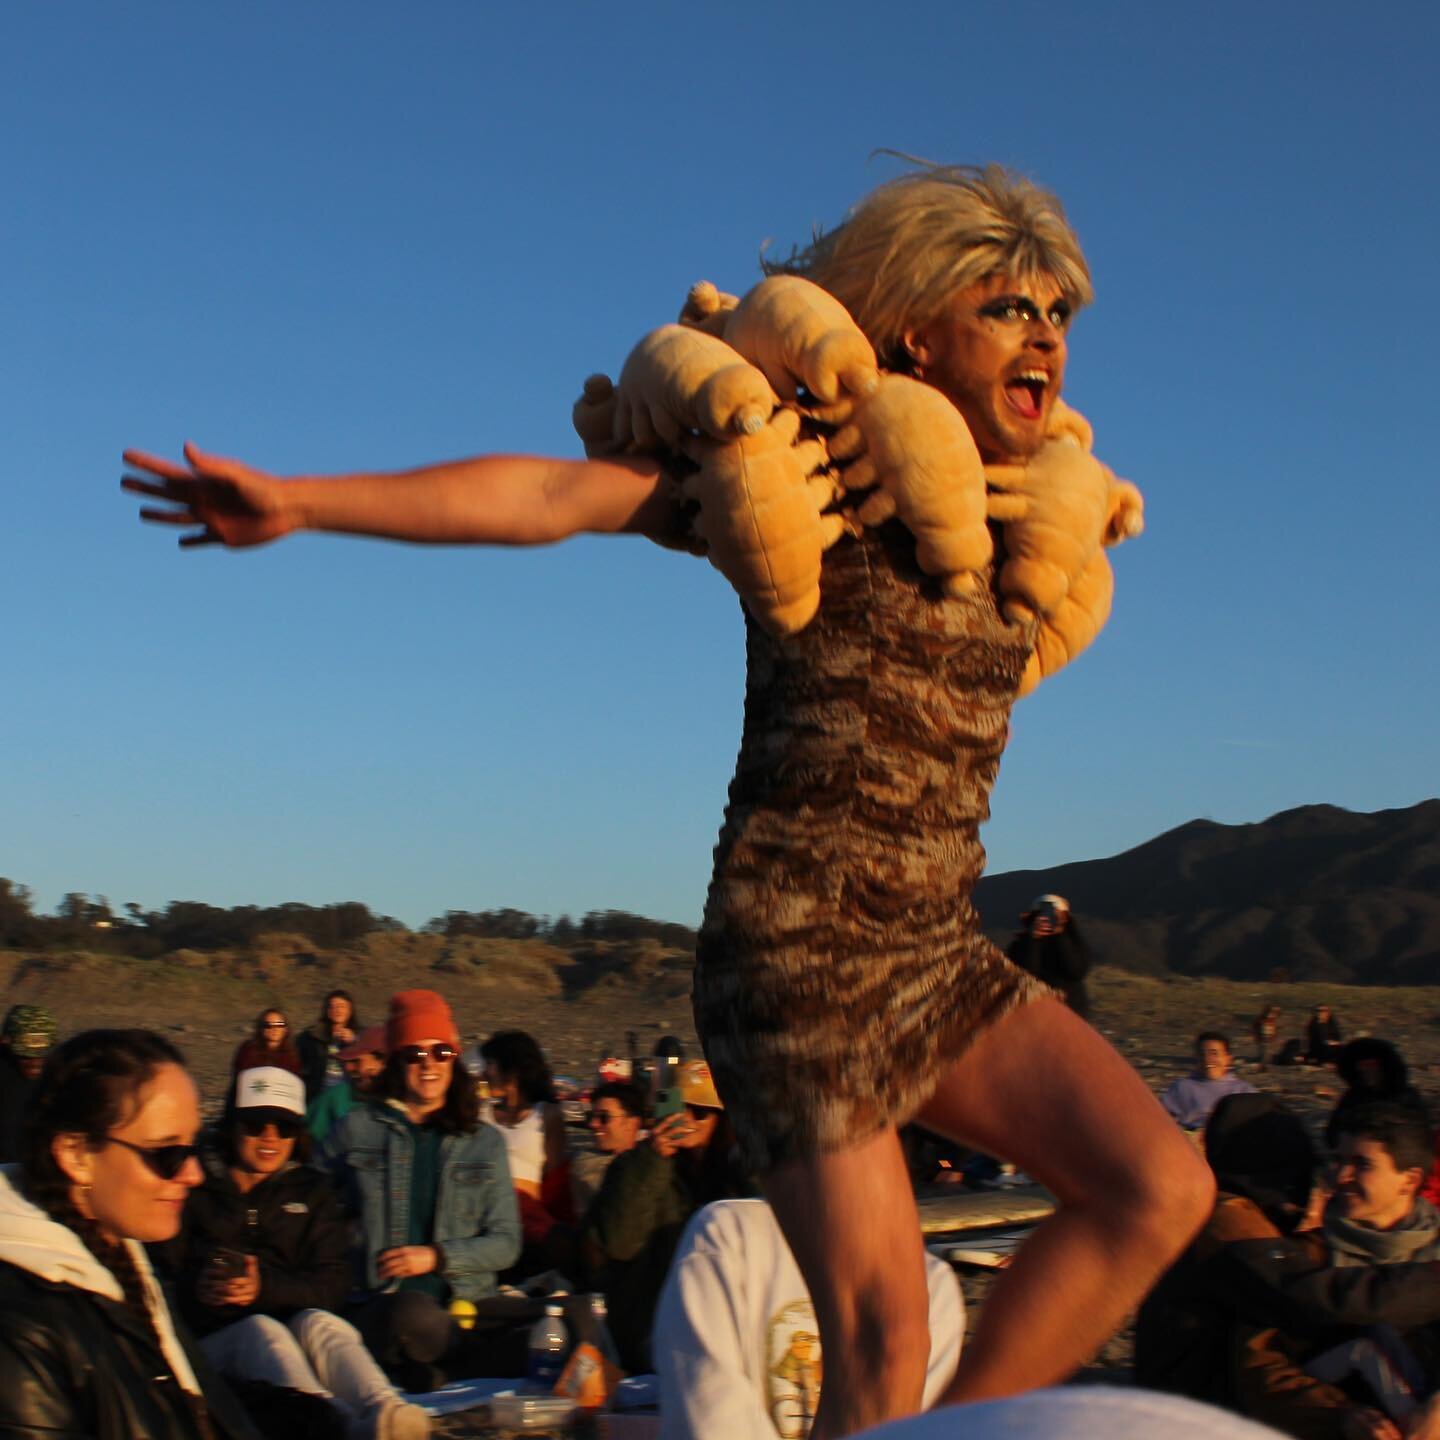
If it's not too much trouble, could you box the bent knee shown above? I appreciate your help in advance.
[827,1283,931,1391]
[290,1308,360,1346]
[232,1313,293,1343]
[1114,1140,1215,1256]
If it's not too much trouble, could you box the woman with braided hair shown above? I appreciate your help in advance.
[124,162,1211,1435]
[0,1028,259,1439]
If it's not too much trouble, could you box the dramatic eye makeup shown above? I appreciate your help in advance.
[977,294,1072,330]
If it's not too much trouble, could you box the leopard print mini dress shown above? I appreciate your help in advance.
[693,518,1050,1174]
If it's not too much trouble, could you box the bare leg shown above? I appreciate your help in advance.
[919,996,1214,1402]
[764,1127,933,1439]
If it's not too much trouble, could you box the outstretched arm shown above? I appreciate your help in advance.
[122,442,671,550]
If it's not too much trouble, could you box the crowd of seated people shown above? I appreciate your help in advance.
[7,988,1440,1440]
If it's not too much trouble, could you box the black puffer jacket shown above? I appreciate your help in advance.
[0,1171,258,1440]
[153,1149,351,1339]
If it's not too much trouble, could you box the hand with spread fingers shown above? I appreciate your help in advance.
[122,443,299,549]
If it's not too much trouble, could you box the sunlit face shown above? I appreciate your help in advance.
[1198,1040,1232,1081]
[59,1062,203,1245]
[260,1012,288,1049]
[1333,1135,1421,1229]
[906,273,1072,464]
[685,1107,721,1148]
[588,1100,641,1155]
[404,1037,456,1110]
[234,1115,297,1180]
[325,995,352,1026]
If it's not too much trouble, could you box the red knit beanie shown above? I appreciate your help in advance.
[386,989,460,1053]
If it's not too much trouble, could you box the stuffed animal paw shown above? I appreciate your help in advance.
[679,407,845,637]
[1017,547,1116,696]
[984,433,1142,624]
[724,275,880,423]
[677,280,739,338]
[572,374,622,459]
[828,374,992,597]
[614,324,777,449]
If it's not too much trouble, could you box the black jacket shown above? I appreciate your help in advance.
[0,1261,258,1440]
[152,1153,351,1339]
[296,1026,335,1103]
[1005,921,1092,1018]
[0,1051,35,1164]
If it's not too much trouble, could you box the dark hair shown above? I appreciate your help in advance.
[250,1007,299,1059]
[318,989,358,1036]
[379,1052,479,1135]
[1337,1038,1409,1093]
[1334,1102,1433,1176]
[592,1080,645,1119]
[1205,1092,1315,1234]
[479,1030,556,1106]
[1196,1032,1231,1052]
[20,1029,190,1324]
[253,1007,289,1038]
[20,1029,187,1227]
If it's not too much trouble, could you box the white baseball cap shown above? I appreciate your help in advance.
[234,1066,306,1118]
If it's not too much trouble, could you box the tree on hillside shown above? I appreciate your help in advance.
[0,879,42,949]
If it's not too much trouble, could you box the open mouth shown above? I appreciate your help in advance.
[1004,371,1048,420]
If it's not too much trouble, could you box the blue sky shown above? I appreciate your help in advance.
[3,2,1436,929]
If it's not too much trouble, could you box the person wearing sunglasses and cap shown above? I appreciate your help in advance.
[0,1028,261,1440]
[155,1065,430,1439]
[321,989,520,1391]
[579,1059,750,1373]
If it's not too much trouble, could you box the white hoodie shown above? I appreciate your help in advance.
[0,1165,202,1396]
[654,1199,963,1440]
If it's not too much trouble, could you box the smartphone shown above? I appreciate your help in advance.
[208,1247,249,1280]
[652,1086,685,1122]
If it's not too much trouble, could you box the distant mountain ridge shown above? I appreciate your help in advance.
[975,799,1440,984]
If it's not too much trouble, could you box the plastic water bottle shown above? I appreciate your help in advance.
[526,1302,569,1391]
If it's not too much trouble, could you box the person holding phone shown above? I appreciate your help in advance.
[156,1065,430,1440]
[1005,895,1093,1019]
[579,1060,749,1372]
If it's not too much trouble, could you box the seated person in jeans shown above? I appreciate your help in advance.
[155,1064,429,1440]
[321,989,521,1390]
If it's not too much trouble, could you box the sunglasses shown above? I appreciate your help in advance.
[586,1109,629,1125]
[238,1112,304,1139]
[399,1044,459,1066]
[105,1135,200,1181]
[262,1021,288,1030]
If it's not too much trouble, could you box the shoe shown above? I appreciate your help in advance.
[356,1399,430,1440]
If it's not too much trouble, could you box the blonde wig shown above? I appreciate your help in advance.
[766,162,1093,372]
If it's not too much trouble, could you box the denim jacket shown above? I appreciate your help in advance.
[321,1101,520,1302]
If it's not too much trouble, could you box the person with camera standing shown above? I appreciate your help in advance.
[1005,895,1093,1020]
